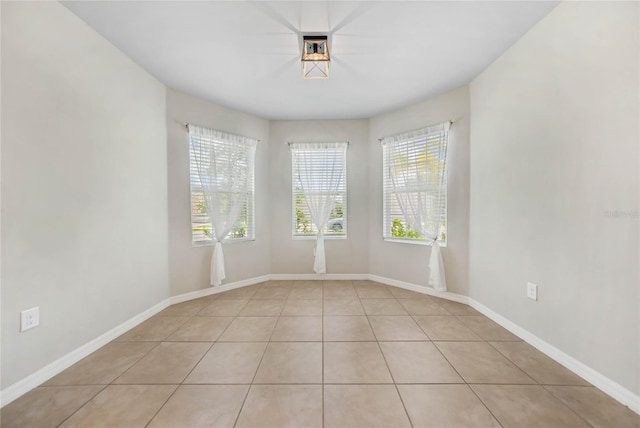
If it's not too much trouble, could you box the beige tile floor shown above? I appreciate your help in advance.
[2,280,639,428]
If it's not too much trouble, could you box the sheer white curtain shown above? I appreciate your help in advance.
[382,122,450,291]
[290,142,347,274]
[189,124,257,286]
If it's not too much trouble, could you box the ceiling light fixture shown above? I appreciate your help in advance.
[301,35,330,79]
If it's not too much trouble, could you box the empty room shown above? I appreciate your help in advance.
[1,1,638,427]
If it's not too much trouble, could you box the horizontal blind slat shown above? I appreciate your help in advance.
[382,127,448,242]
[189,127,256,244]
[291,142,347,236]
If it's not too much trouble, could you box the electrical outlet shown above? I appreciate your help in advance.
[20,307,40,332]
[526,283,538,301]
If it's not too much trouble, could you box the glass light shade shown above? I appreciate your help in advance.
[302,36,330,79]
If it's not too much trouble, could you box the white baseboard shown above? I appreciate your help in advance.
[3,273,638,416]
[467,299,640,415]
[0,274,270,408]
[170,275,271,304]
[0,298,170,408]
[368,274,469,304]
[367,275,639,415]
[270,273,370,281]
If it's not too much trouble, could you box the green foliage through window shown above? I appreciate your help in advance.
[391,218,423,239]
[390,218,446,241]
[294,189,344,235]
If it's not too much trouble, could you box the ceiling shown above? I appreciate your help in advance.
[63,1,558,120]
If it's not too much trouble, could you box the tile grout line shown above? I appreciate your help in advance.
[404,298,507,428]
[16,280,619,428]
[425,339,505,427]
[152,283,257,428]
[57,317,181,426]
[321,280,325,428]
[142,384,181,428]
[464,383,507,428]
[54,384,109,428]
[453,314,523,342]
[144,288,251,428]
[382,291,417,427]
[358,287,415,428]
[476,335,594,428]
[88,381,602,386]
[541,385,597,428]
[484,341,540,386]
[55,302,203,427]
[231,281,288,428]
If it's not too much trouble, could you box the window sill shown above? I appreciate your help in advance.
[384,238,447,248]
[292,234,347,241]
[192,238,256,247]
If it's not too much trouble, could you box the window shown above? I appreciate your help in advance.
[189,126,256,245]
[382,122,449,244]
[290,142,348,238]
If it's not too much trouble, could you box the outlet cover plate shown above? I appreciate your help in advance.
[20,307,40,332]
[527,282,538,301]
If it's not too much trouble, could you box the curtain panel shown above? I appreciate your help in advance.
[189,124,257,286]
[290,142,348,274]
[380,121,450,291]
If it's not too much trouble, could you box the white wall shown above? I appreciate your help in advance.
[269,120,370,275]
[167,89,271,295]
[368,86,471,295]
[5,0,637,407]
[1,2,169,388]
[470,1,639,394]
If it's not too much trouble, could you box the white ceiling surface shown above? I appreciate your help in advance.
[63,1,558,120]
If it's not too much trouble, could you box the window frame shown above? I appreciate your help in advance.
[188,127,256,246]
[290,142,348,240]
[381,126,448,247]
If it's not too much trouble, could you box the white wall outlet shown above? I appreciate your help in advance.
[526,282,538,301]
[20,307,40,332]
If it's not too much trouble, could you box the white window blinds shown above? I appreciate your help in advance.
[381,121,450,291]
[290,142,348,275]
[189,126,256,245]
[291,143,347,238]
[381,123,448,243]
[189,124,257,287]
